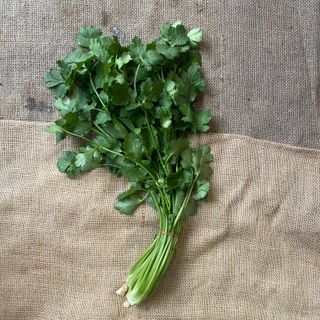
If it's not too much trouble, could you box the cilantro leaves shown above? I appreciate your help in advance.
[76,26,103,47]
[44,21,213,221]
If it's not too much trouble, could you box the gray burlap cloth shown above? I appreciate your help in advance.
[1,0,320,148]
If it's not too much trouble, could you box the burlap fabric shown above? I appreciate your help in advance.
[1,0,320,148]
[1,120,320,319]
[1,0,320,319]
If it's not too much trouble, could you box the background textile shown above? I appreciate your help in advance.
[1,121,320,320]
[1,0,320,319]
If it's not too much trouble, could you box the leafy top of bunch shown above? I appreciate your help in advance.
[44,21,213,220]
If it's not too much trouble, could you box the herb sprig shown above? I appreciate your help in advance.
[45,21,213,306]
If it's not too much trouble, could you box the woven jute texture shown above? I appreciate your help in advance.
[1,120,320,320]
[1,0,320,148]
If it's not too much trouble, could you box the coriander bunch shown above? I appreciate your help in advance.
[44,21,213,306]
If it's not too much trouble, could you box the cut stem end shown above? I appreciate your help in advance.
[116,284,128,296]
[123,300,131,308]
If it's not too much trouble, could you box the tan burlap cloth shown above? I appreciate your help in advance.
[1,120,319,319]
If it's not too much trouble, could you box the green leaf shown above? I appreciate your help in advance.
[52,84,69,98]
[141,78,164,102]
[64,48,92,64]
[174,77,197,105]
[169,138,189,157]
[73,121,92,136]
[179,104,193,123]
[89,36,113,61]
[140,127,157,158]
[123,133,144,162]
[93,61,112,88]
[92,135,112,149]
[92,135,121,156]
[44,69,65,88]
[179,169,193,188]
[187,28,203,47]
[121,166,146,182]
[44,69,69,98]
[102,122,125,139]
[57,151,76,171]
[160,23,171,37]
[161,24,189,46]
[44,123,67,142]
[44,123,64,134]
[114,192,144,215]
[146,191,158,209]
[57,151,80,178]
[53,98,76,116]
[156,41,179,59]
[116,52,132,69]
[187,63,206,91]
[157,105,172,128]
[114,73,125,84]
[152,79,164,100]
[166,80,176,98]
[99,91,109,104]
[141,50,162,70]
[192,144,213,179]
[181,149,192,169]
[180,45,190,52]
[194,109,211,132]
[82,101,97,113]
[57,59,76,77]
[94,110,111,125]
[46,65,71,99]
[193,179,210,200]
[166,171,181,189]
[110,83,131,105]
[124,102,140,111]
[76,26,102,47]
[183,198,197,217]
[55,131,66,143]
[128,36,146,62]
[117,184,143,200]
[57,112,92,136]
[121,118,141,135]
[74,147,102,171]
[172,20,183,28]
[140,78,153,99]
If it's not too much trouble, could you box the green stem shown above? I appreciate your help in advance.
[137,162,157,183]
[125,217,179,305]
[89,73,109,111]
[93,124,113,139]
[150,191,161,215]
[99,146,123,158]
[173,173,199,227]
[134,64,140,97]
[123,186,185,305]
[91,107,109,113]
[144,110,168,175]
[164,152,175,165]
[160,67,164,82]
[143,111,171,212]
[63,129,91,143]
